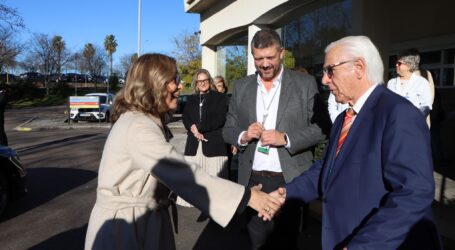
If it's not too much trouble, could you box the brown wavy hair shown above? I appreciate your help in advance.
[111,53,177,123]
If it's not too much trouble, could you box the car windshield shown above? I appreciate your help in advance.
[97,96,106,104]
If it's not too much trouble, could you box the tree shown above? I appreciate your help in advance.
[171,30,201,65]
[82,43,107,87]
[171,30,202,92]
[225,46,247,87]
[103,34,117,77]
[0,26,21,75]
[25,33,55,95]
[51,35,65,76]
[119,53,137,77]
[0,2,25,31]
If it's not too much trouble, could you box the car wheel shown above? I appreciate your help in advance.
[0,173,9,216]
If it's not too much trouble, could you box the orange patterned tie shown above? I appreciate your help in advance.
[336,108,356,156]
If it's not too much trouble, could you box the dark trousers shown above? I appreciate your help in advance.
[246,174,301,250]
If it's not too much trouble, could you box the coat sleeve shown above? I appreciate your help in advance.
[285,160,322,203]
[222,80,245,147]
[198,93,228,133]
[182,95,198,131]
[348,103,435,249]
[127,117,245,227]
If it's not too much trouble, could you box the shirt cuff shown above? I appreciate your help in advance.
[236,187,251,214]
[237,131,248,147]
[284,133,291,148]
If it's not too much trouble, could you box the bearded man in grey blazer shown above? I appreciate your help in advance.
[223,29,329,249]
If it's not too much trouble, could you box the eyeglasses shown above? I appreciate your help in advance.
[168,74,181,86]
[322,59,357,78]
[396,61,405,66]
[196,79,210,85]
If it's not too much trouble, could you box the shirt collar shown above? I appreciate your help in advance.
[352,84,378,114]
[256,65,284,88]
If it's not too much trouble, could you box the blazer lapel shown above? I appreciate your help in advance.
[321,114,343,192]
[323,85,385,191]
[246,76,258,124]
[276,70,291,128]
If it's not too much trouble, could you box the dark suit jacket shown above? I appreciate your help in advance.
[223,69,329,186]
[286,85,441,249]
[183,91,229,157]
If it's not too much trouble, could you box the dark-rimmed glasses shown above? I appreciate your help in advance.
[196,78,210,85]
[322,59,357,78]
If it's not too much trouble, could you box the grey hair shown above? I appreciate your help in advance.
[325,36,384,85]
[398,49,420,72]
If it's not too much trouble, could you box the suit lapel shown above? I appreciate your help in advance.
[276,70,291,128]
[323,85,385,191]
[246,76,258,124]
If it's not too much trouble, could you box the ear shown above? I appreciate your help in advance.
[279,47,285,60]
[354,58,366,79]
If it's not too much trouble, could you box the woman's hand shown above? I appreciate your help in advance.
[248,184,285,221]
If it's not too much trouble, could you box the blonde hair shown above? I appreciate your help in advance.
[111,53,177,123]
[214,75,227,93]
[191,68,215,94]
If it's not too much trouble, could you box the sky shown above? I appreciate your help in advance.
[7,0,200,67]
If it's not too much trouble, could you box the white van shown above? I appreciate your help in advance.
[70,93,114,122]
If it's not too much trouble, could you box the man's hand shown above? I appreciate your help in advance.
[260,130,287,147]
[248,184,285,221]
[241,122,264,144]
[257,187,286,220]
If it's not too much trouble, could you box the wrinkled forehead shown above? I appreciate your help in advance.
[324,46,347,65]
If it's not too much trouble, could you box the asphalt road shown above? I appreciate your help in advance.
[0,106,322,250]
[0,106,213,250]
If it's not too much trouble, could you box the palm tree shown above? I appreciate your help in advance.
[52,35,65,77]
[104,34,117,77]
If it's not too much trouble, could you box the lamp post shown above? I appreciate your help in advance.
[138,0,141,56]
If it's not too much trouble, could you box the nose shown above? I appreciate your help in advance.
[178,83,183,91]
[321,72,331,85]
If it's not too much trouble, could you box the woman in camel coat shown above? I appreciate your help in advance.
[84,53,283,250]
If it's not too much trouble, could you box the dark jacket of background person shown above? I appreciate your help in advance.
[183,90,229,157]
[0,89,8,146]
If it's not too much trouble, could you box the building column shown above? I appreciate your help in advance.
[247,25,263,75]
[202,45,217,77]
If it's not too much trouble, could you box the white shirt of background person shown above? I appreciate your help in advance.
[328,92,349,123]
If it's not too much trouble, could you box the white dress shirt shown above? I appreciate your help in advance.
[328,92,349,123]
[387,73,432,111]
[237,67,285,172]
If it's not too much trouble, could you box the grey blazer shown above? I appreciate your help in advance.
[223,69,329,186]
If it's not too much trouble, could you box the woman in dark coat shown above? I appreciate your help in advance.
[177,69,229,207]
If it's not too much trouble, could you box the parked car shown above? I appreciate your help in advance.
[70,93,115,122]
[19,72,45,82]
[176,94,189,114]
[0,146,27,216]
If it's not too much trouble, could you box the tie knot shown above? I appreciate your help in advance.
[346,107,355,117]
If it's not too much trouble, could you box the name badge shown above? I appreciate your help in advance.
[257,145,269,154]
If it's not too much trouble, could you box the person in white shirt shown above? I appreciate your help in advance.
[328,92,349,123]
[387,49,432,122]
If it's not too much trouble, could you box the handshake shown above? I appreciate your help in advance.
[248,184,287,221]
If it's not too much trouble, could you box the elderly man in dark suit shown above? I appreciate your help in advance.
[223,29,328,249]
[273,36,441,249]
